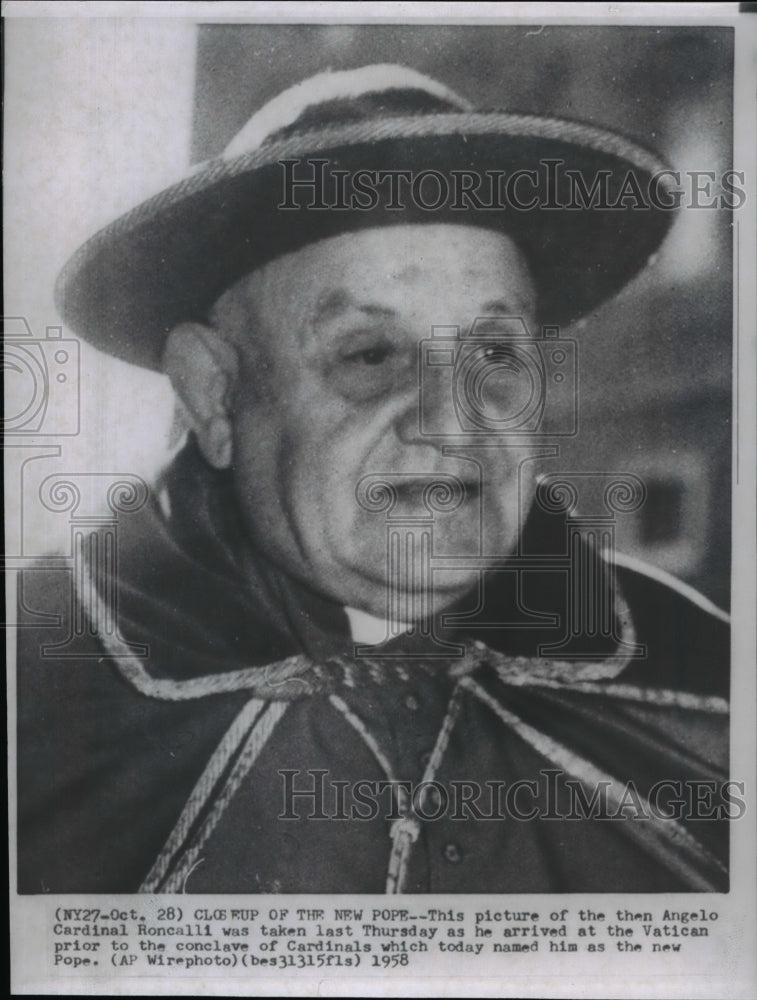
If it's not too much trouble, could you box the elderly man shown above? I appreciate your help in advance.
[17,65,729,894]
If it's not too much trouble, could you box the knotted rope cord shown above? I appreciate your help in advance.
[388,685,465,894]
[330,684,466,894]
[76,540,728,891]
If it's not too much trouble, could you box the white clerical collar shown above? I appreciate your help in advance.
[344,606,412,645]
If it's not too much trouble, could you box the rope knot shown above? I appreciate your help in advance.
[390,814,421,846]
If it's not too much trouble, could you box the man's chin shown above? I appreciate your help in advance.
[327,552,479,616]
[347,582,479,624]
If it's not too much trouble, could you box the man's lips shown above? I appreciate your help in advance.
[390,476,480,504]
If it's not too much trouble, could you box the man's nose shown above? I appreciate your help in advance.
[394,378,460,445]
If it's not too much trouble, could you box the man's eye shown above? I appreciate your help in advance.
[483,343,517,361]
[343,344,393,366]
[330,339,410,402]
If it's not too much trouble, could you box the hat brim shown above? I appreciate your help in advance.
[56,112,675,370]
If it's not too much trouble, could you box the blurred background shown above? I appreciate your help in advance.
[5,19,733,606]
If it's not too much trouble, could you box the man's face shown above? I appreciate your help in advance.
[212,224,538,618]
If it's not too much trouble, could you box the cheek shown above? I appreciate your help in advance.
[476,458,535,540]
[230,402,353,524]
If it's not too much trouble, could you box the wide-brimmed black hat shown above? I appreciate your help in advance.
[56,63,675,370]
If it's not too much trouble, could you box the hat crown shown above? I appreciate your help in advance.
[223,63,472,159]
[57,60,674,370]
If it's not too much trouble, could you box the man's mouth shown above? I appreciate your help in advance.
[391,476,480,506]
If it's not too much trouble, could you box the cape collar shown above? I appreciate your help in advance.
[82,439,633,699]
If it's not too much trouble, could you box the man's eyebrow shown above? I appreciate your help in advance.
[313,289,396,326]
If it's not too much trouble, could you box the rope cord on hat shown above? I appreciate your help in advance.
[70,110,670,252]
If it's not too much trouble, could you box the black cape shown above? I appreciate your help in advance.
[17,442,730,893]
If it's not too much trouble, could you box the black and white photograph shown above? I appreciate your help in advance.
[6,3,756,996]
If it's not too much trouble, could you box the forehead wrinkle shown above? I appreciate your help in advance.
[313,288,397,322]
[220,227,536,353]
[391,263,423,282]
[481,294,534,316]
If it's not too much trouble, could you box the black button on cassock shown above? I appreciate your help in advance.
[443,842,463,864]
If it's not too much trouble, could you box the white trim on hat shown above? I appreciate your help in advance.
[222,63,473,159]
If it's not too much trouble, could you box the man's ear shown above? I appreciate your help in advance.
[163,323,239,469]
